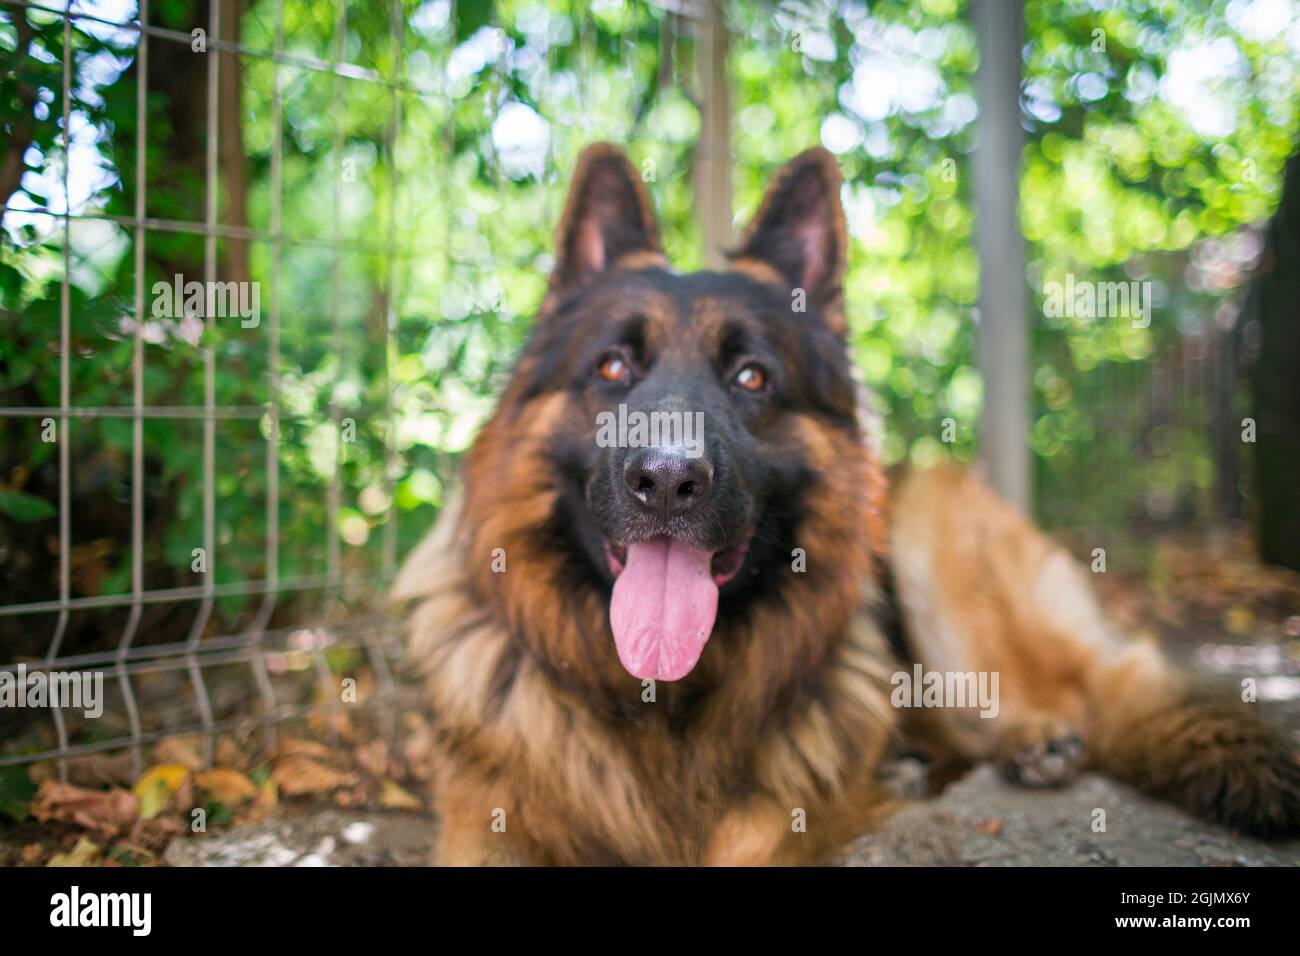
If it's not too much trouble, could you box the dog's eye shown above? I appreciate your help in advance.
[733,363,767,392]
[596,353,632,384]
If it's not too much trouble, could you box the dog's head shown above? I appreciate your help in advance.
[460,144,886,691]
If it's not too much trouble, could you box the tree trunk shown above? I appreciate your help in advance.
[146,0,248,272]
[219,0,250,286]
[1250,152,1300,571]
[0,12,40,213]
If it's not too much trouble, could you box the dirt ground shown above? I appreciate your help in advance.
[3,529,1299,867]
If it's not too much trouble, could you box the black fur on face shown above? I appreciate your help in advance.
[504,143,857,609]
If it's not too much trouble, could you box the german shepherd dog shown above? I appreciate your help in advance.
[394,144,1300,865]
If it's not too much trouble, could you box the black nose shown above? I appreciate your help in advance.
[623,447,713,516]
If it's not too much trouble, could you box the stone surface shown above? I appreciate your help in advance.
[163,808,435,867]
[839,764,1300,867]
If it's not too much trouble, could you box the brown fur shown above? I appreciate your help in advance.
[890,465,1300,834]
[396,403,898,864]
[395,146,1300,865]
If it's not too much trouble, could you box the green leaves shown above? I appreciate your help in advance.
[455,0,494,45]
[0,489,56,522]
[0,765,37,822]
[0,0,1295,601]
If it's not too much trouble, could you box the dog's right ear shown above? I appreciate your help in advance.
[547,143,664,302]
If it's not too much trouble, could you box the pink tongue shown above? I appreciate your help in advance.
[609,537,719,682]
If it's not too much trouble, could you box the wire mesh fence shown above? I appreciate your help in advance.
[0,0,732,783]
[0,0,416,779]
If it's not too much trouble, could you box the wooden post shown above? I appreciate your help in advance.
[694,0,731,269]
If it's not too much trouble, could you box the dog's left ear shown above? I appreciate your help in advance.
[730,148,847,334]
[548,143,663,301]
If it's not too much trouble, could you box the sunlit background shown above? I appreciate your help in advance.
[3,0,1299,662]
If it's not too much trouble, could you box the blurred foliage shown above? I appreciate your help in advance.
[1022,0,1298,525]
[1,0,1299,640]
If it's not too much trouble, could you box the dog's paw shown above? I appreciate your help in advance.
[996,715,1084,788]
[880,757,928,800]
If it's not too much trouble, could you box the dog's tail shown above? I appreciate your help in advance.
[889,464,1300,838]
[1082,640,1300,837]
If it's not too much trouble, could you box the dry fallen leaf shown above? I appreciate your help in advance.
[271,758,358,797]
[195,768,258,806]
[275,739,338,763]
[127,814,185,853]
[214,736,248,771]
[332,782,370,809]
[976,818,1003,836]
[32,781,138,839]
[154,736,204,772]
[308,708,356,742]
[67,751,137,789]
[47,836,103,867]
[19,843,45,865]
[171,777,195,817]
[379,779,423,811]
[355,740,390,778]
[1223,605,1255,637]
[132,764,190,821]
[246,778,279,821]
